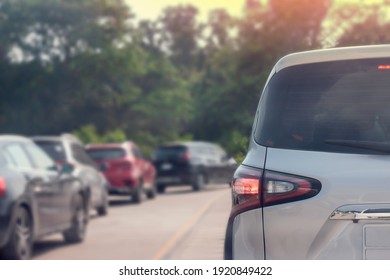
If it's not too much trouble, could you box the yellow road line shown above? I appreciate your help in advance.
[152,192,224,260]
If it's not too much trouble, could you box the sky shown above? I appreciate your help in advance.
[124,0,247,21]
[125,0,385,22]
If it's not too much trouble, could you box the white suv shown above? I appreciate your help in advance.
[224,45,390,260]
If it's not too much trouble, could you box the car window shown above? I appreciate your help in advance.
[154,146,187,160]
[255,58,390,154]
[87,148,126,160]
[2,143,34,169]
[34,140,66,161]
[24,143,55,170]
[71,143,97,167]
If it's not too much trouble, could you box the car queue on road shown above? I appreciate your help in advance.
[0,134,236,259]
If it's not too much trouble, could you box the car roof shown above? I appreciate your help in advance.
[86,141,135,149]
[275,45,390,73]
[160,141,219,148]
[0,134,32,143]
[32,133,82,145]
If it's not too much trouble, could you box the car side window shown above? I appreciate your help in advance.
[2,143,34,169]
[24,143,55,170]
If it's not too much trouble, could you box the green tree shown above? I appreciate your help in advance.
[0,0,195,156]
[0,0,131,63]
[331,3,390,47]
[192,0,332,159]
[158,5,203,74]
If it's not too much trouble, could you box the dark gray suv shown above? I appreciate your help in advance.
[153,141,236,193]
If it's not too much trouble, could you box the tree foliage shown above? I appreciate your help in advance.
[0,0,389,158]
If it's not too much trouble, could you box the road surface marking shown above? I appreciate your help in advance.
[152,192,225,260]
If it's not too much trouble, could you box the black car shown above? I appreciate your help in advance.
[0,135,89,259]
[153,141,236,193]
[32,134,109,216]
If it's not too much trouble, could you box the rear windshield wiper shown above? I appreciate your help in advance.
[325,140,390,154]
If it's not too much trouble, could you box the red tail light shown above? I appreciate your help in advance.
[231,166,262,215]
[378,65,390,70]
[231,165,321,216]
[0,177,6,197]
[180,151,190,161]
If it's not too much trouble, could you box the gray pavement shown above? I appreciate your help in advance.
[166,187,231,259]
[33,184,232,260]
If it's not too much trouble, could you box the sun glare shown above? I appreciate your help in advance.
[125,0,386,22]
[125,0,247,21]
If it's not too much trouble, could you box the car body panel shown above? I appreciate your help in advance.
[231,209,265,260]
[262,148,390,259]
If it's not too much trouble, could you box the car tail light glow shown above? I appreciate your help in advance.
[231,165,321,216]
[0,177,6,197]
[378,65,390,70]
[234,178,259,195]
[231,166,262,216]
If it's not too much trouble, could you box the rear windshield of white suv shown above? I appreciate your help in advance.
[255,58,390,154]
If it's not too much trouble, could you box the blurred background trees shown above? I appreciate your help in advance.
[0,0,389,160]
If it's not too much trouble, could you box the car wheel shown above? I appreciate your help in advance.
[157,184,166,194]
[96,191,109,216]
[192,173,205,191]
[1,207,33,260]
[146,183,157,199]
[132,181,144,204]
[63,194,88,243]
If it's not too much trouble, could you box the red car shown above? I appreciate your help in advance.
[86,142,156,203]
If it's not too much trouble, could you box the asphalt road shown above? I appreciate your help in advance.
[32,184,232,260]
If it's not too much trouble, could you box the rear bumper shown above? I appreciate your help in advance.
[105,175,138,191]
[108,186,137,196]
[155,168,195,186]
[155,174,193,186]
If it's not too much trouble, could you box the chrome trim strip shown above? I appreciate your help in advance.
[330,204,390,220]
